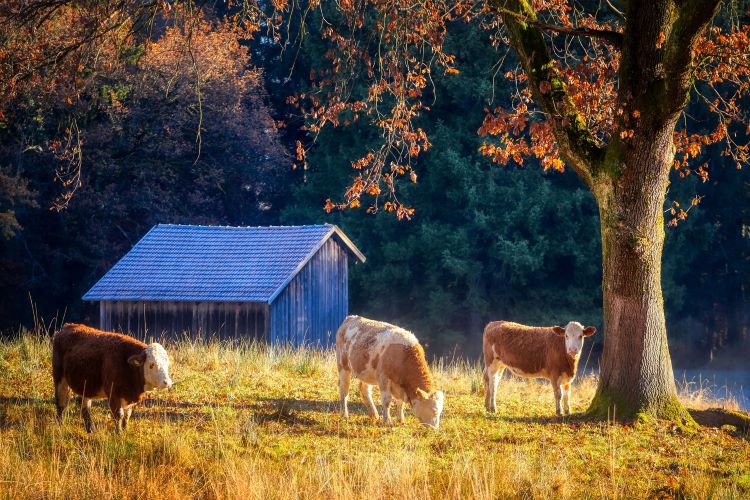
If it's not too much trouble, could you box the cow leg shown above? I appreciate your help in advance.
[81,397,96,433]
[552,380,563,416]
[338,369,352,418]
[359,382,379,418]
[54,378,72,421]
[562,383,571,415]
[484,363,505,413]
[394,400,405,424]
[123,405,133,430]
[110,398,125,433]
[380,387,393,425]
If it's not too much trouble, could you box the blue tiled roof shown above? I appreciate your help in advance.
[82,224,364,303]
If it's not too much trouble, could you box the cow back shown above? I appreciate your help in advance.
[483,321,572,378]
[54,324,147,401]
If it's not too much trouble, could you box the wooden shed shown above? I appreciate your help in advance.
[82,224,365,346]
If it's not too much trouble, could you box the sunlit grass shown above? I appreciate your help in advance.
[1,330,748,499]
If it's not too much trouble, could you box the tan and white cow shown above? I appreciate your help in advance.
[483,320,596,416]
[335,315,445,428]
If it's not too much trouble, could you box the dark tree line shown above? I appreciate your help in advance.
[1,1,749,380]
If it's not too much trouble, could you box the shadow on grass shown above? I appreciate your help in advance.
[251,397,379,426]
[133,396,343,427]
[0,396,49,407]
[688,407,750,437]
[485,411,590,425]
[254,397,337,413]
[1,394,335,411]
[141,398,255,410]
[2,395,403,430]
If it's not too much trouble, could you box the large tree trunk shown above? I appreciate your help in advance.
[494,0,720,422]
[588,124,689,421]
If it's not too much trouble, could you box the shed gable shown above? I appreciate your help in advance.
[269,238,349,346]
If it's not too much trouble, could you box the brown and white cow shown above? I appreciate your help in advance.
[52,323,172,432]
[335,315,445,428]
[483,320,596,416]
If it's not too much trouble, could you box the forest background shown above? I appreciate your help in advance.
[1,1,748,366]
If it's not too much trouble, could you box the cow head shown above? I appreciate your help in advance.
[553,321,597,358]
[412,388,445,429]
[128,343,173,391]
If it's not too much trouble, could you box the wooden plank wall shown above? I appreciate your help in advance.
[269,238,349,347]
[99,301,268,341]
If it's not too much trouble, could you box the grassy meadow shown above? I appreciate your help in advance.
[1,331,749,499]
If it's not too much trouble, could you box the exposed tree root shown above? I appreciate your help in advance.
[688,408,750,433]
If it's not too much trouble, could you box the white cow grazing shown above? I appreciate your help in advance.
[335,315,445,428]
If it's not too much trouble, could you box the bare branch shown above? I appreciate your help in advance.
[493,5,624,46]
[663,0,722,111]
[605,0,626,20]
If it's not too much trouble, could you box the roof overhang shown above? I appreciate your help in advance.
[266,224,365,303]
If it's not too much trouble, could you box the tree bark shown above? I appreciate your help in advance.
[588,122,688,421]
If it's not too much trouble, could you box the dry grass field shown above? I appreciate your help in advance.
[1,331,749,499]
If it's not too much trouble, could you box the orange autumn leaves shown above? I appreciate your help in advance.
[283,0,749,223]
[285,0,469,219]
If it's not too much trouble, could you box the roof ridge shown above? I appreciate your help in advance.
[155,223,333,230]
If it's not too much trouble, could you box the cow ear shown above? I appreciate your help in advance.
[128,351,146,367]
[552,326,566,336]
[583,326,597,337]
[416,388,429,400]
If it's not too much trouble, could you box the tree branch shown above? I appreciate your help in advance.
[608,0,720,180]
[605,0,627,20]
[663,0,721,111]
[489,0,605,188]
[493,6,624,46]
